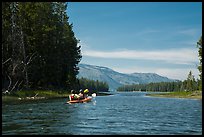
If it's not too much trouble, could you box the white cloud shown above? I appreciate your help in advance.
[82,48,198,65]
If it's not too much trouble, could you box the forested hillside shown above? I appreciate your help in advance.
[78,63,175,90]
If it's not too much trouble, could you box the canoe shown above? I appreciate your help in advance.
[67,97,92,104]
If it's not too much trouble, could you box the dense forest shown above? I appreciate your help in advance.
[118,36,202,92]
[78,77,109,92]
[2,2,81,92]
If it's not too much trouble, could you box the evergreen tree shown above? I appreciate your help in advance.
[186,71,193,91]
[196,36,202,91]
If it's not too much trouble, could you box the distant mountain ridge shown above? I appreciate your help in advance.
[77,64,177,91]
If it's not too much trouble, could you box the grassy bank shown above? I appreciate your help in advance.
[146,90,202,99]
[2,90,71,103]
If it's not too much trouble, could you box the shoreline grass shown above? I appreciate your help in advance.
[2,90,71,103]
[146,91,202,99]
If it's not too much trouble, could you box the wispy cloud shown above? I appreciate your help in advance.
[177,28,199,36]
[134,29,161,37]
[82,48,198,65]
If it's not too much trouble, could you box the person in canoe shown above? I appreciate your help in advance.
[67,89,92,104]
[83,89,89,98]
[78,89,83,99]
[70,90,80,101]
[78,89,89,100]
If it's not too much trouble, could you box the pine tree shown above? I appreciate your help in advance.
[186,71,196,91]
[197,36,202,91]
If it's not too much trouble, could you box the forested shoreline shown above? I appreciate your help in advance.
[78,77,109,92]
[2,2,81,93]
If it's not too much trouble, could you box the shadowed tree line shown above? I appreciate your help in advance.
[78,77,109,92]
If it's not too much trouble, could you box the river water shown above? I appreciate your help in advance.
[2,92,202,135]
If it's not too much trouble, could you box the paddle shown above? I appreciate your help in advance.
[91,93,96,97]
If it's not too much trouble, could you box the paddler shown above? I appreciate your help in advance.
[83,89,89,98]
[70,90,80,100]
[78,89,84,99]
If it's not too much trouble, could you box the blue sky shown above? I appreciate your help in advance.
[67,2,202,80]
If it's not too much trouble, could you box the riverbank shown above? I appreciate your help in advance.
[2,90,71,103]
[146,91,202,99]
[2,90,112,103]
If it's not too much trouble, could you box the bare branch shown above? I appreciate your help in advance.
[12,64,18,75]
[17,80,24,90]
[7,74,12,91]
[2,58,11,65]
[10,80,19,92]
[27,52,38,65]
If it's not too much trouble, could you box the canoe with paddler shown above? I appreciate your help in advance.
[67,89,96,104]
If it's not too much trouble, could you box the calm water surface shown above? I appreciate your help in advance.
[2,92,202,135]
